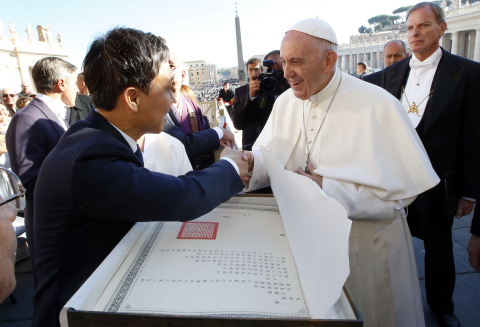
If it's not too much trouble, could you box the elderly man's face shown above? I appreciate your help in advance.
[407,6,446,60]
[383,41,408,67]
[1,89,17,108]
[281,31,332,101]
[60,72,79,107]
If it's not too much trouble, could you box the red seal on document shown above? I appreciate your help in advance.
[177,222,219,240]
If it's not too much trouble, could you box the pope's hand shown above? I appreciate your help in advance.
[219,128,235,149]
[221,148,252,182]
[455,198,475,218]
[467,234,480,273]
[295,162,323,188]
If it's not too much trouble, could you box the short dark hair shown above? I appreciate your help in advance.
[31,57,76,94]
[224,81,229,86]
[357,62,367,70]
[264,50,280,61]
[246,58,262,68]
[83,27,170,111]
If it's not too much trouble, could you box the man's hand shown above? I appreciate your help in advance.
[467,234,480,273]
[249,78,261,98]
[219,128,235,149]
[220,148,252,181]
[455,198,475,218]
[294,162,323,188]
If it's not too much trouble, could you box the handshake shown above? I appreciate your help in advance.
[220,147,254,181]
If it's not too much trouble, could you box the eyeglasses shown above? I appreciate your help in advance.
[0,168,26,210]
[2,94,16,98]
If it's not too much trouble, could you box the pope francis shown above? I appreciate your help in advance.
[245,18,440,327]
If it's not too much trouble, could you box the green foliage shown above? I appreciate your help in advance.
[390,15,401,23]
[368,14,389,25]
[366,28,373,34]
[392,5,413,14]
[374,23,383,32]
[358,25,367,34]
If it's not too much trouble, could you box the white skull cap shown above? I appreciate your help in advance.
[286,18,338,45]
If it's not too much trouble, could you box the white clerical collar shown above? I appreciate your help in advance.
[94,109,138,152]
[309,68,341,103]
[410,47,442,69]
[35,93,69,129]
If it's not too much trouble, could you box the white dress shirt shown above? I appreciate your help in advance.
[35,93,70,130]
[401,47,442,128]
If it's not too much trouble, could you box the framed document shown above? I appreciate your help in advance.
[62,196,361,326]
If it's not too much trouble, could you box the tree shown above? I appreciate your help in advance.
[366,27,373,34]
[392,5,413,22]
[389,15,401,24]
[358,25,367,34]
[368,14,389,27]
[374,23,383,32]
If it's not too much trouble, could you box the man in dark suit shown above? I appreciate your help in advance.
[363,40,409,86]
[229,52,287,151]
[375,3,480,326]
[6,57,78,287]
[32,27,250,327]
[70,93,93,124]
[217,81,234,111]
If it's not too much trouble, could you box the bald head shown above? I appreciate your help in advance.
[383,40,408,67]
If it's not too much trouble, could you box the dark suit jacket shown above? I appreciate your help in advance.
[32,110,244,327]
[381,48,480,228]
[472,204,480,236]
[362,70,384,86]
[163,108,219,157]
[6,97,65,201]
[230,85,275,150]
[70,94,93,124]
[218,88,234,104]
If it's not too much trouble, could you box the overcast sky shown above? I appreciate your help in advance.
[5,0,414,69]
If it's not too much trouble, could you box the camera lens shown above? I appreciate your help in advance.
[260,77,278,97]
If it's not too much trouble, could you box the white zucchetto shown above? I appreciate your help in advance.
[286,18,338,45]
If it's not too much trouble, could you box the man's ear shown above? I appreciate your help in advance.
[56,78,67,92]
[123,87,141,113]
[324,51,338,73]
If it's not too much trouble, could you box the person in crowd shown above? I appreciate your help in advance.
[230,51,288,151]
[75,72,89,95]
[31,27,250,327]
[217,81,234,110]
[6,57,78,288]
[15,96,32,110]
[354,62,369,78]
[370,3,480,326]
[163,51,235,170]
[70,93,94,124]
[1,89,17,117]
[363,40,409,85]
[17,82,32,97]
[243,18,439,327]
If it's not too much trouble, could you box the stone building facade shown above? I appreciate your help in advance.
[185,60,217,86]
[0,21,68,92]
[337,1,480,73]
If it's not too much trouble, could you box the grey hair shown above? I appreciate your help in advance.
[310,38,338,57]
[406,2,445,24]
[32,57,76,94]
[383,39,408,53]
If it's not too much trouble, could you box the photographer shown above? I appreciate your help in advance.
[229,51,289,150]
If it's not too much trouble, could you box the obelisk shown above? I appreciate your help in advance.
[235,2,246,85]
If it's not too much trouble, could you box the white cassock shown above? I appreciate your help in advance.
[142,133,192,176]
[247,68,440,327]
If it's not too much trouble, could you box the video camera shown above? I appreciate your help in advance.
[253,59,288,97]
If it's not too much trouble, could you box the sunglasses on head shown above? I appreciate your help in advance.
[2,94,15,98]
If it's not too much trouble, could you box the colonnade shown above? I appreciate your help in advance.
[336,51,385,74]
